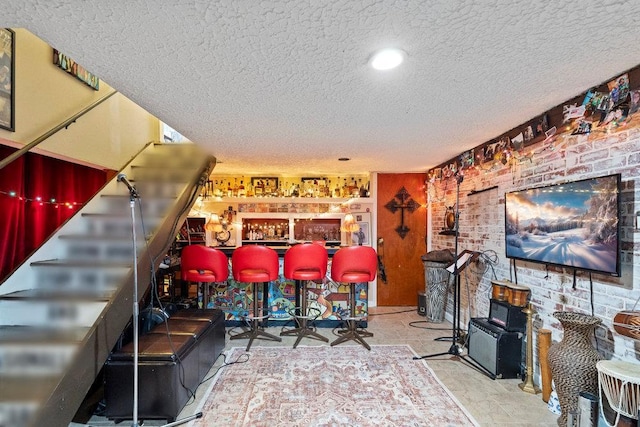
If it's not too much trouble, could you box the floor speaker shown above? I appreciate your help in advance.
[417,291,426,316]
[467,318,523,379]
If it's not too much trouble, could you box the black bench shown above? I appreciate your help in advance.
[104,308,225,423]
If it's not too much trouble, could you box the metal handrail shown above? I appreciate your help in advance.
[0,90,118,171]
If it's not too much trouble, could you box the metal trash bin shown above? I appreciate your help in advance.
[421,250,454,323]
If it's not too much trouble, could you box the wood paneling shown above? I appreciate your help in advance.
[376,173,427,306]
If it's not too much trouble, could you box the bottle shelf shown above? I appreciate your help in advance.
[198,196,367,203]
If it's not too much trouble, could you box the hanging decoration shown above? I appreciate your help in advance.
[384,186,420,239]
[0,189,81,208]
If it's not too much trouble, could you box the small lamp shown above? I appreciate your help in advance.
[341,213,360,246]
[205,213,223,233]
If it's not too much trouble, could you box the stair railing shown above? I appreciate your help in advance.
[0,89,118,171]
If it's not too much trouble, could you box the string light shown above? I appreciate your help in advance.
[0,190,82,209]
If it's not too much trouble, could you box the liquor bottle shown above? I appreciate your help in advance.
[226,181,232,197]
[238,178,246,197]
[341,178,348,198]
[358,179,368,197]
[334,177,341,198]
[232,178,239,197]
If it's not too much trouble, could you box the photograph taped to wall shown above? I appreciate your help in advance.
[607,73,629,108]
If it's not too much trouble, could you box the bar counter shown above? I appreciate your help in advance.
[184,242,367,326]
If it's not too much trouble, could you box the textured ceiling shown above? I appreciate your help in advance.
[5,0,640,176]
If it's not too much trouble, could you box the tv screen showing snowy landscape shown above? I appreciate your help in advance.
[505,174,621,276]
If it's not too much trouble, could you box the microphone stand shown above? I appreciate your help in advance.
[413,173,495,380]
[119,176,203,427]
[122,181,141,427]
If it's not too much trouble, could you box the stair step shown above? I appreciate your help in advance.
[100,193,177,200]
[80,212,161,236]
[0,339,79,377]
[30,258,131,268]
[0,376,59,423]
[0,325,89,343]
[99,194,178,215]
[58,234,132,241]
[0,299,107,328]
[0,289,114,302]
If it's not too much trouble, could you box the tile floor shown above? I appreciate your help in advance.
[76,306,560,426]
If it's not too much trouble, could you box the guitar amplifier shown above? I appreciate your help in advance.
[467,318,523,379]
[488,298,526,332]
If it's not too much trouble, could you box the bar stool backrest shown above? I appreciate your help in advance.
[284,243,328,281]
[331,246,377,283]
[232,245,279,282]
[180,244,229,282]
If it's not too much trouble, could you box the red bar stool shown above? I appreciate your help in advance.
[230,245,282,350]
[280,243,330,348]
[330,246,377,350]
[180,245,229,309]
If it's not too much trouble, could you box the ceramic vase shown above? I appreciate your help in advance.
[547,311,603,427]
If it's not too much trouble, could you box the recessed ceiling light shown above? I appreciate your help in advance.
[370,48,405,71]
[338,157,350,161]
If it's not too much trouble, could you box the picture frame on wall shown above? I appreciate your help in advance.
[251,177,278,195]
[0,28,14,131]
[352,212,371,246]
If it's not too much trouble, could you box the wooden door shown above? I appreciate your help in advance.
[376,173,428,306]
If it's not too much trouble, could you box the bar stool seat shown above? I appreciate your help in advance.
[330,246,377,351]
[229,245,282,350]
[280,243,329,348]
[180,245,229,309]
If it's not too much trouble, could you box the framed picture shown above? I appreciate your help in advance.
[351,212,371,246]
[251,177,278,195]
[0,28,14,131]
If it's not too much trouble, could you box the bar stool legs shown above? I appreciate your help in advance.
[330,282,372,351]
[280,280,329,348]
[229,281,281,351]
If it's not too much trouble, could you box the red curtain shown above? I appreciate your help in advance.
[0,145,110,281]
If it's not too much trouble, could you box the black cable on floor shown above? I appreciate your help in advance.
[408,320,453,331]
[368,308,418,316]
[198,352,250,386]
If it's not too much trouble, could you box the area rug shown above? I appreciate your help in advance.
[188,345,479,427]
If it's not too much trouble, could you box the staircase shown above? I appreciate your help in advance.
[0,142,216,427]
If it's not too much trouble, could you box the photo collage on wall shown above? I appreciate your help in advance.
[565,73,633,134]
[428,69,640,182]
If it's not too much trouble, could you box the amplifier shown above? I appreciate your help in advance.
[488,298,526,332]
[467,318,523,379]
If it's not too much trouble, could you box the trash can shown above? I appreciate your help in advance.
[421,250,454,323]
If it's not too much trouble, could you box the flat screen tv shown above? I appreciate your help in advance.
[505,173,621,276]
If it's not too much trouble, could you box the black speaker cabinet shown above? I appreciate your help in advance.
[467,318,523,379]
[488,299,526,332]
[417,291,426,316]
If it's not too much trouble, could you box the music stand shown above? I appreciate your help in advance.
[413,174,494,380]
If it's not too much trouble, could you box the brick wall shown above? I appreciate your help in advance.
[428,123,640,360]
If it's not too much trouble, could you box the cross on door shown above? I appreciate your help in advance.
[384,186,421,239]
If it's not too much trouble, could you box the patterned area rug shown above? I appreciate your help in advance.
[189,345,479,427]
